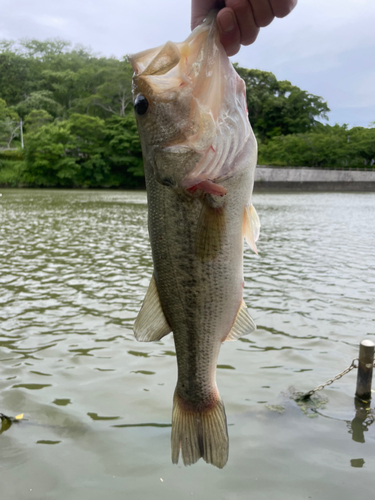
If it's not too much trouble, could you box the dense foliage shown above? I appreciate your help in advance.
[0,39,141,187]
[0,39,374,187]
[258,124,375,168]
[235,66,330,141]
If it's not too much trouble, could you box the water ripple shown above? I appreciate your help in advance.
[1,189,375,497]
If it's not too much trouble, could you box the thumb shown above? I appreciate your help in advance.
[191,0,224,30]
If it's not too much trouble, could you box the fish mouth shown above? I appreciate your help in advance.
[128,11,218,79]
[130,12,253,193]
[128,12,222,107]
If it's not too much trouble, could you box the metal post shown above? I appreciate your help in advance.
[20,119,24,149]
[355,340,374,401]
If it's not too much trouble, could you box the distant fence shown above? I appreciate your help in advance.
[254,166,375,191]
[257,165,375,172]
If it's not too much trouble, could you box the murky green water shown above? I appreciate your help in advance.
[1,189,375,499]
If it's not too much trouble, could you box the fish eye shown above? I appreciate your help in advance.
[134,95,149,116]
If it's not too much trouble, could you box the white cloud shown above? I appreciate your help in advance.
[33,15,67,28]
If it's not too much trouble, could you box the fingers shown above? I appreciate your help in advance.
[269,0,298,18]
[191,0,224,30]
[250,0,274,28]
[225,0,259,46]
[192,0,298,57]
[217,8,241,56]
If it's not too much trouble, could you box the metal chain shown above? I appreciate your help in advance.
[300,358,359,400]
[0,413,16,422]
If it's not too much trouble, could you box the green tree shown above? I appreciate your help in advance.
[234,67,330,141]
[21,113,144,188]
[76,60,133,118]
[0,47,33,105]
[258,124,375,168]
[18,38,72,60]
[347,127,375,166]
[23,122,78,186]
[0,98,20,148]
[66,113,109,186]
[2,35,374,188]
[104,114,144,186]
[24,109,53,133]
[14,90,62,118]
[40,69,84,111]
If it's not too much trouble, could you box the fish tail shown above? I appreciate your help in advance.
[171,393,229,469]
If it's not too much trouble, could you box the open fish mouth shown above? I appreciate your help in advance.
[129,12,252,194]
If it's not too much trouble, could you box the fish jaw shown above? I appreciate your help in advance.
[188,180,227,196]
[129,13,256,193]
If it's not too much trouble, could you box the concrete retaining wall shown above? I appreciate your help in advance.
[254,167,375,191]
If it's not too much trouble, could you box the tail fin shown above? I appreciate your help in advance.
[171,393,229,468]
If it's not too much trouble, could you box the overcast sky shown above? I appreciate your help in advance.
[1,0,374,128]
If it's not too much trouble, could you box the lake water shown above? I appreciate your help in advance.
[1,188,375,500]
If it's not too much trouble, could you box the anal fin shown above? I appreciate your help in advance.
[225,300,256,341]
[134,274,172,342]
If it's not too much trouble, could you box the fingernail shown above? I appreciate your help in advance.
[220,11,235,33]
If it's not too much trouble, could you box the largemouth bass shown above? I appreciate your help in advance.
[129,12,260,469]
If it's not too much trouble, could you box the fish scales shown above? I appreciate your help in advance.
[130,12,259,468]
[148,170,249,403]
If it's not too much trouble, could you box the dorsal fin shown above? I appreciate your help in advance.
[224,300,256,341]
[243,204,260,254]
[134,274,172,342]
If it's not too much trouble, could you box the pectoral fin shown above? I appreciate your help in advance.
[225,300,256,341]
[243,204,260,254]
[195,199,226,262]
[134,274,172,342]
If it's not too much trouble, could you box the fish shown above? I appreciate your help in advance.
[129,12,260,469]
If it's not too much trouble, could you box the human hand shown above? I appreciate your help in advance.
[191,0,297,57]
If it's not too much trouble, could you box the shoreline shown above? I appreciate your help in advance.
[1,167,375,192]
[254,167,375,192]
[253,181,375,192]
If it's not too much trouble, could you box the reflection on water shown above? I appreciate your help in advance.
[350,398,375,444]
[1,189,375,499]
